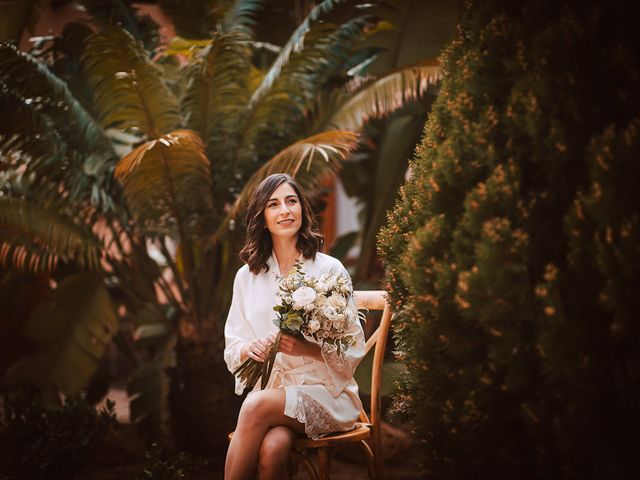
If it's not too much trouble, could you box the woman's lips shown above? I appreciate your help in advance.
[277,219,295,226]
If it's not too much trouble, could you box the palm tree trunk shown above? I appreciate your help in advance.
[168,326,242,459]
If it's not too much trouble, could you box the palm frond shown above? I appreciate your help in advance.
[0,42,117,168]
[83,27,182,138]
[77,0,160,51]
[0,43,120,215]
[115,129,215,239]
[231,16,370,184]
[224,130,359,228]
[222,0,264,32]
[4,272,118,396]
[329,60,442,130]
[0,89,66,168]
[247,0,348,109]
[182,29,253,151]
[0,197,102,273]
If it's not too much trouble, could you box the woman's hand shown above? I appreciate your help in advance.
[278,334,322,360]
[241,334,275,363]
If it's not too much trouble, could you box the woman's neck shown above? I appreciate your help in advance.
[272,236,299,274]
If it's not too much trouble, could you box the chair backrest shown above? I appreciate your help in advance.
[353,290,393,430]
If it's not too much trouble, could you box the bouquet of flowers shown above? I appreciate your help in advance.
[233,261,359,390]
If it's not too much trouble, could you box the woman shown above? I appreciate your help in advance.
[224,173,365,480]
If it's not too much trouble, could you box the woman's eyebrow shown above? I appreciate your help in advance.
[267,194,298,202]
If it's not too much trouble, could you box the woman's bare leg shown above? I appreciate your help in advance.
[258,426,298,480]
[225,388,304,480]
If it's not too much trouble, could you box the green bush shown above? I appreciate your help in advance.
[129,443,206,480]
[0,385,117,480]
[379,0,640,478]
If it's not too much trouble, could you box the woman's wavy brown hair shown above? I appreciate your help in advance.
[239,173,323,274]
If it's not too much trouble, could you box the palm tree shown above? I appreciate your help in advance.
[0,0,438,456]
[333,0,458,282]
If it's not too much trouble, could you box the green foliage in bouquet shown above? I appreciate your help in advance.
[378,0,640,478]
[0,384,117,480]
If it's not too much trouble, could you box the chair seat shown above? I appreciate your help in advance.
[228,422,372,447]
[294,422,372,448]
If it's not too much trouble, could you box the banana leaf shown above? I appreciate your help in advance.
[4,272,118,401]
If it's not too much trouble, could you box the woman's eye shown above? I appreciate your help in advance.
[287,198,298,204]
[267,202,278,208]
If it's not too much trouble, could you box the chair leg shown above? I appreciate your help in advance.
[290,449,321,480]
[372,428,384,479]
[317,447,332,480]
[359,440,376,479]
[288,450,299,478]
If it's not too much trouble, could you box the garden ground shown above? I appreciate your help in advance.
[88,388,422,480]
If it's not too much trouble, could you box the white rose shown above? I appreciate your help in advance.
[292,286,316,309]
[308,319,321,333]
[321,305,339,321]
[340,283,350,294]
[315,281,328,293]
[327,292,347,309]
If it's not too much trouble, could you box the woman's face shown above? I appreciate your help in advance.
[263,182,302,239]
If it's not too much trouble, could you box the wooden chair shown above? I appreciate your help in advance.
[228,290,393,479]
[289,290,393,480]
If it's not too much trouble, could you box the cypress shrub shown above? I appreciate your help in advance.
[378,0,640,478]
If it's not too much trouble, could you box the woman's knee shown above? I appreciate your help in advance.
[236,394,262,428]
[258,428,293,470]
[237,390,282,427]
[239,392,262,415]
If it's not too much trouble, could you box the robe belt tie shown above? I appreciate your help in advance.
[270,363,317,388]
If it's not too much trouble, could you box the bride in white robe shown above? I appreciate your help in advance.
[224,251,365,440]
[223,173,365,480]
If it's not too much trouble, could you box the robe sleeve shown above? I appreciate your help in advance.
[224,268,251,395]
[319,267,366,397]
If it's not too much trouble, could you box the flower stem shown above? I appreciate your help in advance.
[261,332,282,389]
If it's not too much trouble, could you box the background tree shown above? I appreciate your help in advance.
[379,0,640,478]
[1,0,437,458]
[338,0,457,283]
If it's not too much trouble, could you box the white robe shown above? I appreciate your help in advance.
[224,252,366,440]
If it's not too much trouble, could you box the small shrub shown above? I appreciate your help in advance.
[129,443,207,480]
[0,384,118,480]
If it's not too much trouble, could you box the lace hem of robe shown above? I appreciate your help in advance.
[293,390,343,440]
